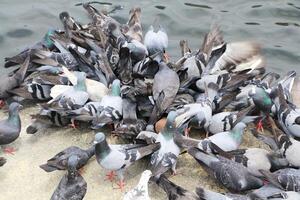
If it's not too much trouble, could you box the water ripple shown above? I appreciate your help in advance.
[6,28,33,38]
[184,3,212,9]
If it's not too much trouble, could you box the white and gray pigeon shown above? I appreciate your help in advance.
[49,71,89,110]
[260,168,300,192]
[188,147,263,192]
[93,132,160,190]
[50,155,87,200]
[123,170,152,200]
[66,101,102,122]
[268,116,300,168]
[272,84,300,138]
[207,105,256,135]
[150,111,181,179]
[92,79,122,128]
[144,25,168,56]
[0,102,22,154]
[264,191,300,200]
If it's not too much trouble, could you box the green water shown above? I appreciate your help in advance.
[0,0,300,74]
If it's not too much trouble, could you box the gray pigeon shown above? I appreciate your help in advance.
[188,147,263,192]
[94,132,160,190]
[123,170,152,200]
[195,186,256,200]
[150,111,181,179]
[149,62,180,125]
[0,102,22,154]
[0,57,29,106]
[49,72,89,110]
[156,174,199,200]
[50,155,87,200]
[260,168,300,192]
[209,143,288,177]
[40,146,95,172]
[264,191,300,200]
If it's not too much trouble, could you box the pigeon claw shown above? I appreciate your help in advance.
[0,100,5,109]
[105,171,116,182]
[69,120,79,129]
[184,127,191,137]
[115,180,125,191]
[163,52,170,63]
[3,147,16,155]
[256,119,264,132]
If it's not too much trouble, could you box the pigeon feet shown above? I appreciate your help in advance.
[105,171,116,182]
[184,127,191,137]
[69,120,79,129]
[0,100,5,109]
[115,180,125,191]
[256,119,264,132]
[78,167,85,175]
[3,147,16,155]
[163,52,170,63]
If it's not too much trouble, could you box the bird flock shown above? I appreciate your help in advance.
[1,3,300,200]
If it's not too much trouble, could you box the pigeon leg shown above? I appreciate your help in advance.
[69,119,78,129]
[163,52,170,63]
[78,167,85,175]
[184,127,191,137]
[3,147,16,155]
[114,169,125,190]
[171,162,178,176]
[115,180,126,191]
[0,100,5,109]
[256,118,264,132]
[105,171,116,182]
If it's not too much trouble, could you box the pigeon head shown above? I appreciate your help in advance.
[9,102,23,113]
[74,72,87,91]
[94,132,111,159]
[111,79,121,96]
[43,28,55,48]
[67,155,79,179]
[161,111,178,139]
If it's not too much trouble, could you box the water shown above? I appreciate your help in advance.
[0,0,300,74]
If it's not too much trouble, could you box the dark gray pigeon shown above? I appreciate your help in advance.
[260,168,300,192]
[50,155,87,200]
[0,57,29,106]
[188,147,263,192]
[149,61,180,125]
[94,132,160,190]
[40,146,95,172]
[156,175,199,200]
[0,102,22,154]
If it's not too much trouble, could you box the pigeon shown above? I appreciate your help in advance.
[0,57,29,106]
[195,186,257,200]
[66,102,102,123]
[268,116,300,168]
[188,147,263,192]
[260,168,300,192]
[0,102,22,154]
[48,71,89,110]
[264,191,300,200]
[144,25,168,56]
[272,84,300,137]
[207,105,257,134]
[93,132,160,190]
[125,7,143,43]
[123,170,152,200]
[149,62,180,125]
[50,155,87,200]
[150,111,181,179]
[40,146,95,172]
[0,157,6,167]
[156,175,199,200]
[92,79,122,128]
[209,142,289,177]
